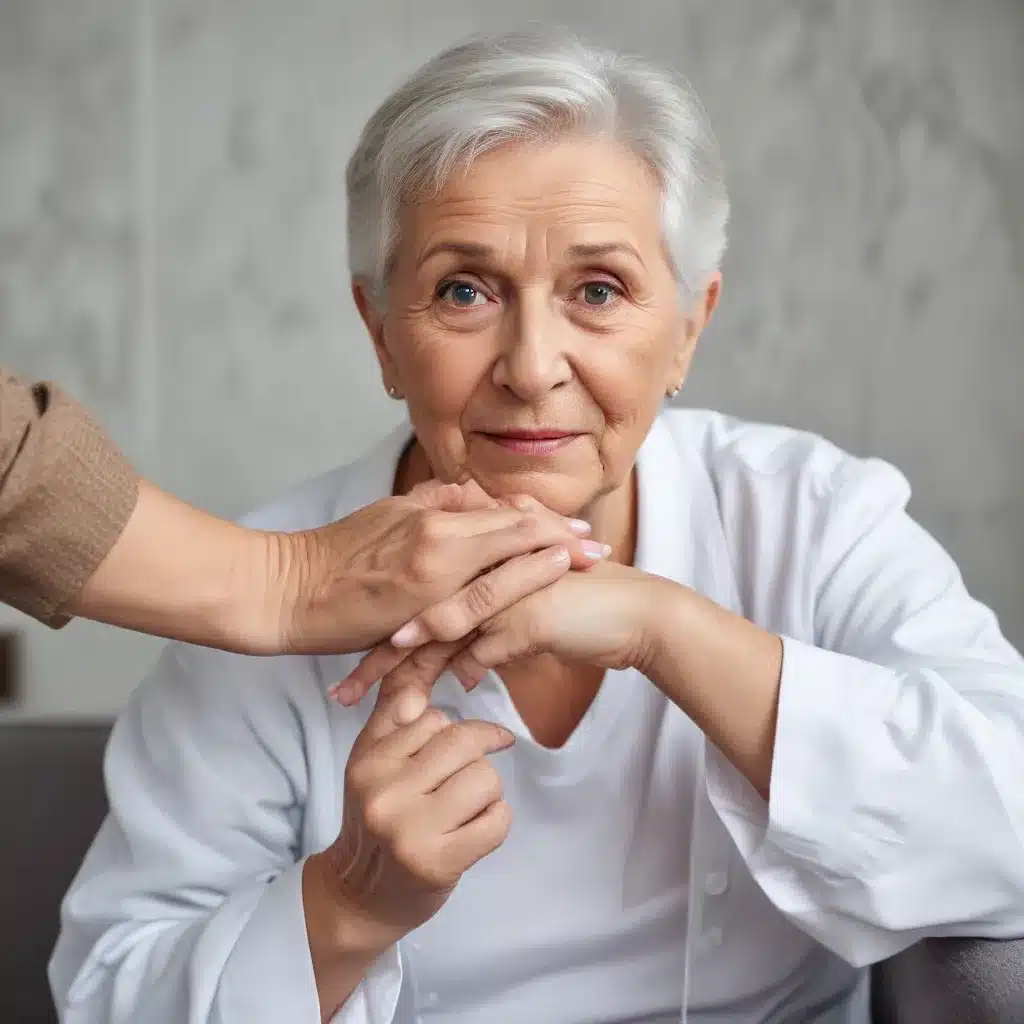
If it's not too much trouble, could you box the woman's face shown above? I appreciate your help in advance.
[355,135,719,518]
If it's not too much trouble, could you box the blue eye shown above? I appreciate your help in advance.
[582,282,616,305]
[440,281,484,307]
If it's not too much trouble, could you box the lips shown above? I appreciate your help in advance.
[479,430,582,455]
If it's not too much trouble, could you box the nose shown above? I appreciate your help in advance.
[491,287,573,401]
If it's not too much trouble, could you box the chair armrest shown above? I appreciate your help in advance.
[872,937,1024,1024]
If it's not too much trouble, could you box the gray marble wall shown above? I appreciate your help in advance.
[1,0,1022,716]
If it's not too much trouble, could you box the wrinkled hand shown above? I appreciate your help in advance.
[304,685,514,956]
[271,480,606,654]
[330,559,667,704]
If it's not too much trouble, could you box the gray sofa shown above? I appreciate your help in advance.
[1,723,1022,1023]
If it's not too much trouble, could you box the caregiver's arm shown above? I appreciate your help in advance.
[650,458,1024,966]
[73,476,595,655]
[1,369,596,654]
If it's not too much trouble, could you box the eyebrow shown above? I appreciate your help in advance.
[416,241,493,270]
[416,240,647,271]
[564,242,647,269]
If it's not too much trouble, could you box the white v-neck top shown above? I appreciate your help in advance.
[404,468,703,1022]
[408,666,696,1024]
[51,411,1024,1024]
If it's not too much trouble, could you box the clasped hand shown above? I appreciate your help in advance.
[328,514,669,707]
[307,483,673,969]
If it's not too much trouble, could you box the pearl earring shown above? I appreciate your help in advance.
[667,384,681,398]
[386,384,403,400]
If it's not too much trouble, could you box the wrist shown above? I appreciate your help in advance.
[302,853,395,964]
[210,525,291,655]
[633,576,691,679]
[73,481,279,652]
[303,853,394,1021]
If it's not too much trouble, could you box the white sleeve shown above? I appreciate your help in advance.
[707,458,1024,968]
[48,644,404,1024]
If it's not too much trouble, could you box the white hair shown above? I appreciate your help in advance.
[346,28,729,305]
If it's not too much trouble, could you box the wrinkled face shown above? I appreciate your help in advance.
[355,135,719,519]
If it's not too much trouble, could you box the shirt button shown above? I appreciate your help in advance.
[704,926,724,948]
[704,871,728,896]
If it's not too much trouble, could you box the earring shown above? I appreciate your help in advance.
[667,384,681,398]
[386,384,403,400]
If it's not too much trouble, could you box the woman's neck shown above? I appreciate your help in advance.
[394,440,638,566]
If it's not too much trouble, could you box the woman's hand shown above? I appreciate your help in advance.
[303,685,514,1017]
[329,560,670,704]
[330,561,784,801]
[264,481,607,655]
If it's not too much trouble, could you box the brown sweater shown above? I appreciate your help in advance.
[0,368,139,626]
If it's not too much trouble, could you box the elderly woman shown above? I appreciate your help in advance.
[52,29,1024,1024]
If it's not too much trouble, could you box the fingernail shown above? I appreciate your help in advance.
[582,540,612,559]
[499,727,516,745]
[391,621,425,648]
[329,681,358,705]
[453,665,473,690]
[550,545,571,563]
[569,519,592,535]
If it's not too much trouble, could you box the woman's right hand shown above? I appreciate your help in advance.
[303,686,513,1015]
[271,479,605,655]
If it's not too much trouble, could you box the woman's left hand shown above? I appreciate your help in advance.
[329,561,673,705]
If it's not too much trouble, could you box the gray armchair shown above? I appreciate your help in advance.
[1,723,1022,1023]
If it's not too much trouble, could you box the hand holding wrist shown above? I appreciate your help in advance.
[258,483,600,657]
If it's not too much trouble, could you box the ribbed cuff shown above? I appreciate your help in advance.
[0,379,139,626]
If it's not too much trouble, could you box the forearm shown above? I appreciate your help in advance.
[644,582,783,798]
[302,855,389,1023]
[68,480,283,652]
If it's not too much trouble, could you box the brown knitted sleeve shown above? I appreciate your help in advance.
[0,368,140,627]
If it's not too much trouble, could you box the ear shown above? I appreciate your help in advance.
[352,278,397,388]
[670,273,723,386]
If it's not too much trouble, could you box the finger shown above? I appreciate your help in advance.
[330,638,467,707]
[404,719,516,793]
[371,704,454,762]
[410,478,499,513]
[432,506,537,539]
[391,547,569,648]
[433,503,593,544]
[427,758,504,831]
[506,493,593,538]
[450,651,489,691]
[328,644,411,706]
[361,684,430,744]
[451,655,485,691]
[442,799,513,871]
[378,640,467,700]
[452,516,608,574]
[464,623,532,674]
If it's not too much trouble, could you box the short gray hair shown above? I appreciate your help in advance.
[346,28,729,305]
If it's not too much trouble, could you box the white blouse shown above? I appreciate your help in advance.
[50,410,1024,1024]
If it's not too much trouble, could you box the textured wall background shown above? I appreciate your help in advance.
[1,0,1022,717]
